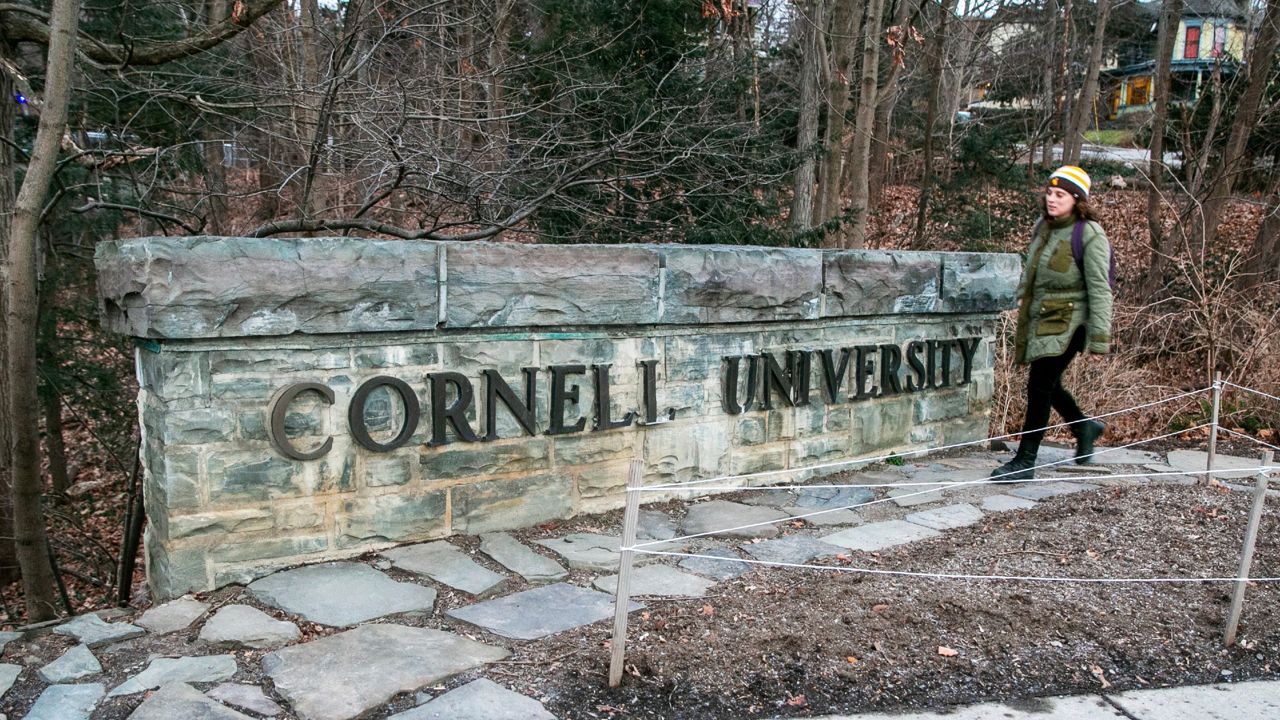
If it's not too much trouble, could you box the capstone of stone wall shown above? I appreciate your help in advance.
[97,237,1019,598]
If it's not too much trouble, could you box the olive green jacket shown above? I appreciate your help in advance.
[1013,216,1114,364]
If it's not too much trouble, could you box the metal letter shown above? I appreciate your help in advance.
[638,359,676,425]
[594,364,635,431]
[348,376,421,453]
[548,365,588,435]
[426,372,480,446]
[483,368,539,441]
[852,345,878,400]
[905,341,927,392]
[818,348,852,403]
[761,352,794,410]
[268,383,335,461]
[878,344,904,396]
[955,337,980,386]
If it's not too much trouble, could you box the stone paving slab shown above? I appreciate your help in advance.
[53,613,145,647]
[535,533,622,572]
[888,485,945,507]
[981,494,1038,512]
[1050,464,1112,475]
[1089,447,1163,465]
[905,503,984,531]
[249,562,436,627]
[390,678,557,720]
[678,548,751,580]
[199,604,300,650]
[1143,463,1197,485]
[38,644,101,683]
[384,542,508,597]
[741,535,843,565]
[26,682,105,720]
[1007,481,1098,501]
[1168,450,1263,480]
[1109,680,1280,719]
[207,683,284,717]
[0,663,21,697]
[128,682,253,719]
[681,500,790,539]
[593,565,717,598]
[821,520,942,552]
[447,582,642,640]
[480,533,568,583]
[0,630,20,654]
[784,506,861,527]
[262,624,508,720]
[136,597,209,634]
[793,486,876,510]
[638,510,678,540]
[108,654,238,697]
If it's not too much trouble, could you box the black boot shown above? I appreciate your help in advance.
[990,446,1037,483]
[1072,419,1105,465]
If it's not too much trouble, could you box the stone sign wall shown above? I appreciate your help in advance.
[96,237,1019,599]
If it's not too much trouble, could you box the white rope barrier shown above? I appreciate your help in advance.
[1222,381,1280,405]
[630,548,1280,586]
[639,385,1214,492]
[1218,426,1280,454]
[631,465,1280,550]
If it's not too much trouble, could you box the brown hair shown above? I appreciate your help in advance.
[1039,194,1103,223]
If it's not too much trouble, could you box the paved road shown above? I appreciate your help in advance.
[798,679,1279,719]
[1024,144,1183,171]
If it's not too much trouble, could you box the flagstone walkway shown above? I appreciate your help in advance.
[0,445,1262,719]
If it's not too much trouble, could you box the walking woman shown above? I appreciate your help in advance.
[992,166,1114,481]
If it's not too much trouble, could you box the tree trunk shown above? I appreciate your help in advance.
[36,284,69,497]
[911,0,953,247]
[867,0,922,204]
[816,0,862,230]
[1038,0,1059,170]
[845,0,886,248]
[1143,0,1183,296]
[1062,0,1113,165]
[790,0,826,233]
[8,0,82,622]
[0,40,20,587]
[202,0,230,234]
[1198,0,1280,251]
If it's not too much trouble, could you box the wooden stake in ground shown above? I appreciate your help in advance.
[608,459,644,687]
[1206,371,1221,485]
[1223,449,1272,647]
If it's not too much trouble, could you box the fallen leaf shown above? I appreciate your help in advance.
[846,655,859,665]
[1086,549,1099,558]
[873,640,885,653]
[871,604,889,613]
[938,646,959,657]
[701,604,715,616]
[1090,664,1112,688]
[786,694,807,707]
[641,611,651,620]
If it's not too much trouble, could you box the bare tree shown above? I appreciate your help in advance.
[1062,0,1114,164]
[1144,0,1184,294]
[8,0,82,622]
[912,0,955,246]
[792,0,827,232]
[845,0,887,248]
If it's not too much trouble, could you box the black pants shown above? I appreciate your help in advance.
[1019,327,1086,450]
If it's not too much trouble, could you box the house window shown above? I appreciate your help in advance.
[1213,26,1227,56]
[1184,25,1201,59]
[1127,77,1151,106]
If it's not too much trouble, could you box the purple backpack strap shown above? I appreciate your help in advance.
[1070,221,1086,275]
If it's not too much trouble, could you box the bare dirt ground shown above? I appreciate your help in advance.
[494,481,1280,720]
